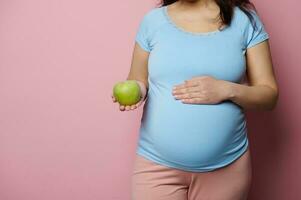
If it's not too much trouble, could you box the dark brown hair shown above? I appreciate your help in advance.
[156,0,258,31]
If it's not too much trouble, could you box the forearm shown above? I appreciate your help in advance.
[225,81,279,111]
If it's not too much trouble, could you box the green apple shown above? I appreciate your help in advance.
[113,80,141,106]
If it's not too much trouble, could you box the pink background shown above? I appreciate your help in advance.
[0,0,300,199]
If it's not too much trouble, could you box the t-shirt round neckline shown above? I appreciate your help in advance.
[162,5,226,36]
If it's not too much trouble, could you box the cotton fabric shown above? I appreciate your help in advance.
[134,5,269,172]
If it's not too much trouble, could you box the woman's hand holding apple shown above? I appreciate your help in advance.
[111,80,148,111]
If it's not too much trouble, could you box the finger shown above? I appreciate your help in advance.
[135,100,143,108]
[173,87,195,95]
[130,104,136,110]
[125,105,131,111]
[173,84,186,90]
[172,87,187,95]
[181,97,202,104]
[119,105,125,111]
[111,94,117,101]
[173,86,199,95]
[174,92,200,99]
[137,100,143,107]
[173,82,198,94]
[184,80,199,87]
[181,97,210,104]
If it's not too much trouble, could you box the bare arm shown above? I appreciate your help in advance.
[225,40,279,110]
[127,42,149,91]
[113,42,149,111]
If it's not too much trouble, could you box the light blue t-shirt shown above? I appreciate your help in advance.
[134,5,269,172]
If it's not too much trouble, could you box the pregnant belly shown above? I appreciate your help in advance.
[139,95,247,168]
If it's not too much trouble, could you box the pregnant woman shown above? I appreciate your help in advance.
[112,0,278,199]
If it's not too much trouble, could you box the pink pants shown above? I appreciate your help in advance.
[131,147,252,200]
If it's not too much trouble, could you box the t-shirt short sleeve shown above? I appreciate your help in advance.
[245,10,269,49]
[135,14,151,52]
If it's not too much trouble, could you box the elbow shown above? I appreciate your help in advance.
[267,87,279,110]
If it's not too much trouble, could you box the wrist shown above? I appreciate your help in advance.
[134,80,148,101]
[223,81,236,101]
